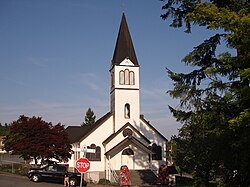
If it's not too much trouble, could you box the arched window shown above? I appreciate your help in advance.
[150,143,162,160]
[124,103,130,119]
[125,69,130,85]
[122,148,134,155]
[119,70,125,85]
[86,144,101,161]
[119,69,135,85]
[129,71,135,85]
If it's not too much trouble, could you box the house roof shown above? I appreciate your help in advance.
[103,122,150,145]
[111,13,139,67]
[66,112,112,144]
[140,115,168,142]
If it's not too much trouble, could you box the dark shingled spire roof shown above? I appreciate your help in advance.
[112,13,139,66]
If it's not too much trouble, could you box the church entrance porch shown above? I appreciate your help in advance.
[104,137,153,183]
[121,148,134,170]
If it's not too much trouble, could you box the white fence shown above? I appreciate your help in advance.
[0,153,25,173]
[0,153,24,165]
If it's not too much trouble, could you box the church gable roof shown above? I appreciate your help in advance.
[140,115,168,142]
[66,112,112,144]
[111,13,139,66]
[103,122,150,145]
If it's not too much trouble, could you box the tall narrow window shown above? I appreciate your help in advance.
[124,103,130,119]
[111,72,114,88]
[129,71,135,85]
[119,70,125,85]
[125,69,130,85]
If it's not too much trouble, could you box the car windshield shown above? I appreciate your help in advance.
[46,165,56,171]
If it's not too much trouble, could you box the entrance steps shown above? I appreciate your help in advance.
[128,169,158,186]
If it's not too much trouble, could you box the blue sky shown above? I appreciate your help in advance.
[0,0,215,139]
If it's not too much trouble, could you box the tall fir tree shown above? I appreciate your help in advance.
[161,0,250,186]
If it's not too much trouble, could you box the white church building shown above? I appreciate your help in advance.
[65,13,168,183]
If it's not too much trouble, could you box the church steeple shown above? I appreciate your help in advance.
[110,13,140,133]
[112,13,139,66]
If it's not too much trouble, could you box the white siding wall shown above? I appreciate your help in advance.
[139,120,167,169]
[140,120,166,147]
[66,116,113,173]
[131,145,150,170]
[107,152,121,171]
[108,145,150,171]
[113,89,140,131]
[79,116,113,172]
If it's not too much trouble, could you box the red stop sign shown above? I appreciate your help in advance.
[75,158,90,173]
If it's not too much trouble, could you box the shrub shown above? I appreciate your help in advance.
[98,178,111,185]
[0,163,30,176]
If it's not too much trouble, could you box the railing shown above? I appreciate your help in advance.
[150,162,158,177]
[109,162,119,183]
[151,168,158,177]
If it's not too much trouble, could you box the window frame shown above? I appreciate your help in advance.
[119,70,125,85]
[119,69,135,85]
[150,143,162,160]
[86,144,101,161]
[124,103,130,119]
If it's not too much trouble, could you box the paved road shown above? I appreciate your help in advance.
[0,172,115,187]
[0,173,63,187]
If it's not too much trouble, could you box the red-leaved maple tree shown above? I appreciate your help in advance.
[4,115,72,165]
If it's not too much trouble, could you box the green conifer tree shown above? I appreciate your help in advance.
[82,108,96,126]
[161,0,250,185]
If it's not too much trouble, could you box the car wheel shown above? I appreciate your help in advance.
[69,178,77,186]
[31,174,40,182]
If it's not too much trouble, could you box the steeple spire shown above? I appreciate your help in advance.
[112,13,139,66]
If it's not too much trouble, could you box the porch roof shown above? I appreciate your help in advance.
[104,136,153,158]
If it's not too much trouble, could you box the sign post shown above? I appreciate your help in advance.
[75,158,90,187]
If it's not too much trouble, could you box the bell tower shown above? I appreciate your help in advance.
[110,13,140,132]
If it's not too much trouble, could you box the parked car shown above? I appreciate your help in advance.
[27,164,83,186]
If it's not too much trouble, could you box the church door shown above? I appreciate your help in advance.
[121,148,134,170]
